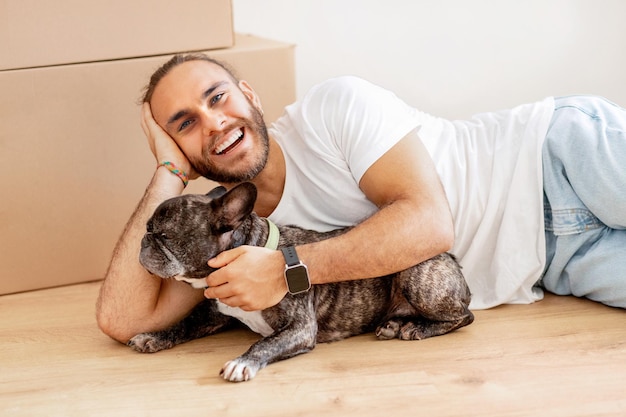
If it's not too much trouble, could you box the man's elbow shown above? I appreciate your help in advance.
[432,214,455,255]
[440,222,455,253]
[95,298,133,345]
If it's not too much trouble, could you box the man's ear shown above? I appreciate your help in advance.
[239,80,264,116]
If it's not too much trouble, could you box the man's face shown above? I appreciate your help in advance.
[150,60,269,183]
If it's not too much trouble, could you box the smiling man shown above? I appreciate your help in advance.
[97,54,453,343]
[151,72,269,184]
[96,54,626,344]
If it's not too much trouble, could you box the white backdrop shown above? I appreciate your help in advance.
[233,0,626,119]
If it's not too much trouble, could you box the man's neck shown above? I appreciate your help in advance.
[221,137,286,218]
[251,138,286,217]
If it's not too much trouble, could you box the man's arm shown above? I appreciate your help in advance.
[96,104,205,343]
[96,169,204,343]
[205,129,454,310]
[306,129,454,281]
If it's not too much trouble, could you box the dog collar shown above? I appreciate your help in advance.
[264,218,280,250]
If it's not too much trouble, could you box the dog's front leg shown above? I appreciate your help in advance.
[128,299,236,353]
[220,307,317,382]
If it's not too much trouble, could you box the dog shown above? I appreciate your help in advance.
[130,182,474,382]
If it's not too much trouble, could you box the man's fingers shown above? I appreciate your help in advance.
[213,296,243,309]
[204,286,243,309]
[208,247,243,268]
[204,285,222,300]
[141,103,154,133]
[140,102,161,157]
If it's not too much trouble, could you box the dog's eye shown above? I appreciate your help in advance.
[159,233,169,240]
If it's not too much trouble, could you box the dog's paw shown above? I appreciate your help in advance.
[127,333,173,353]
[376,318,430,341]
[220,359,261,382]
[375,319,402,340]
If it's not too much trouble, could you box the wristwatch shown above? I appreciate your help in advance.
[280,246,311,295]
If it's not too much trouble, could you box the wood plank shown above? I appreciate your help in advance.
[0,282,624,416]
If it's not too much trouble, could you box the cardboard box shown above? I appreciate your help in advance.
[0,0,234,70]
[0,34,296,294]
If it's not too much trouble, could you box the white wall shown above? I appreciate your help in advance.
[233,0,626,119]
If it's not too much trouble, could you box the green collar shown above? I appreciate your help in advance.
[264,218,280,250]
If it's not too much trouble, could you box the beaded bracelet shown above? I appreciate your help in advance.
[158,161,189,187]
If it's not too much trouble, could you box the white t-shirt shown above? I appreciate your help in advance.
[268,76,555,309]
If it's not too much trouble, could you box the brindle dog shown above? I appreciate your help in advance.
[130,182,474,382]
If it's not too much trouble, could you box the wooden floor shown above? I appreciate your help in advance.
[0,281,624,417]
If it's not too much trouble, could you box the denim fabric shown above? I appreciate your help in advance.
[541,96,626,308]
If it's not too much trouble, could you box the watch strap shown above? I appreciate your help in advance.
[281,246,300,266]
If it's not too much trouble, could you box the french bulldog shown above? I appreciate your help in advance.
[130,182,474,382]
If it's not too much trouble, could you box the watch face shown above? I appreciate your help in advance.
[286,264,310,294]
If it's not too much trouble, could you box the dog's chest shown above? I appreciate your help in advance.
[217,302,274,337]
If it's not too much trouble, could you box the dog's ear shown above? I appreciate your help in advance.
[206,186,228,200]
[210,182,258,232]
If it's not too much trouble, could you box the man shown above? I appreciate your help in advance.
[96,54,625,344]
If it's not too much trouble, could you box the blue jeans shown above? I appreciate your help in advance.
[541,95,626,308]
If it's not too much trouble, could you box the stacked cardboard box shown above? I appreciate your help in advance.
[0,0,296,294]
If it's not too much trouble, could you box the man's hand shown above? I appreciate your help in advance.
[204,246,288,311]
[140,102,198,180]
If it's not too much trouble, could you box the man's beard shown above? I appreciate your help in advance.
[189,105,269,184]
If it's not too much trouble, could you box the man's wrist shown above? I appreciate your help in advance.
[152,164,187,194]
[280,246,311,295]
[157,161,189,187]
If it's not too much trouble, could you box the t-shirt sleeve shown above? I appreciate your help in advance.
[294,76,420,183]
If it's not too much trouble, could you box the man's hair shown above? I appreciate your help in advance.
[141,53,239,103]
